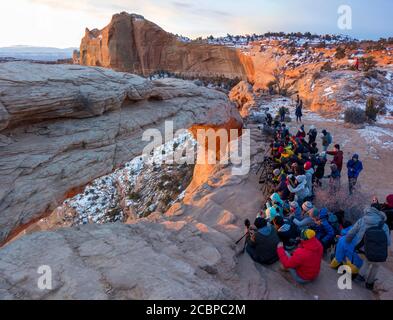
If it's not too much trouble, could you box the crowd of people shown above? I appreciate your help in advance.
[244,110,392,290]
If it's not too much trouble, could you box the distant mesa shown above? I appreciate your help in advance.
[79,12,254,80]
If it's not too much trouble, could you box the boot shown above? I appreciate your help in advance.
[344,259,359,274]
[330,258,341,269]
[365,282,375,291]
[353,274,366,284]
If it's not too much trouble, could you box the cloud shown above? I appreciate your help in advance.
[170,1,232,18]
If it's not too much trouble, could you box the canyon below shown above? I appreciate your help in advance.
[1,12,393,300]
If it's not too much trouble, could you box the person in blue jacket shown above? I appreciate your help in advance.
[347,154,363,195]
[330,224,363,274]
[310,208,335,251]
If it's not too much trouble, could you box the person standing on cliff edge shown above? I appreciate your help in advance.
[295,100,303,123]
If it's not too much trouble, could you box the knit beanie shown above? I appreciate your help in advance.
[302,201,313,212]
[301,229,316,240]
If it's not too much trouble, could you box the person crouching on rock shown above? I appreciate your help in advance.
[277,229,323,284]
[245,217,280,265]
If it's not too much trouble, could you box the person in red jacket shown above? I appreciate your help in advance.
[326,144,344,173]
[277,229,323,284]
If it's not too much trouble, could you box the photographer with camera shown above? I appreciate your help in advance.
[244,217,280,265]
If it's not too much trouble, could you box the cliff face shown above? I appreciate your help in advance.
[80,12,254,80]
[0,61,242,244]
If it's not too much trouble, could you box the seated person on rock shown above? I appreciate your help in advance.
[246,217,280,265]
[293,201,314,230]
[266,193,285,217]
[277,229,324,284]
[309,208,335,251]
[272,216,299,252]
[330,221,363,275]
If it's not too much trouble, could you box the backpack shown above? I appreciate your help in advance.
[363,221,388,262]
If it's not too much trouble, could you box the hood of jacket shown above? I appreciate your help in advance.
[305,168,315,176]
[278,222,292,233]
[296,175,307,184]
[363,206,387,226]
[258,224,273,236]
[271,193,283,205]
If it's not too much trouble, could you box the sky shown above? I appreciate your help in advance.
[0,0,392,48]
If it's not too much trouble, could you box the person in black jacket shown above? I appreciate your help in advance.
[272,216,300,251]
[314,153,327,187]
[246,218,280,265]
[274,173,290,201]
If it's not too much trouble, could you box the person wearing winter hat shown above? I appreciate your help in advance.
[272,216,299,251]
[302,201,314,212]
[289,201,302,221]
[293,202,314,230]
[270,193,284,214]
[265,206,280,222]
[277,228,323,284]
[310,208,335,251]
[246,217,280,265]
[307,125,318,145]
[304,161,315,194]
[347,154,363,195]
[287,174,311,204]
[272,168,283,185]
[330,223,363,274]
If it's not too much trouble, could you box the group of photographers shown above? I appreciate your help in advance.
[243,116,392,290]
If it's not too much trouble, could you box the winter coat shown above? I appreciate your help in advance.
[247,225,280,264]
[321,133,332,147]
[290,206,302,221]
[269,193,285,216]
[276,219,300,249]
[293,215,314,230]
[335,227,363,268]
[295,106,303,117]
[327,150,344,172]
[288,175,311,203]
[312,208,335,247]
[305,168,315,192]
[275,176,290,201]
[329,168,341,179]
[307,129,317,144]
[296,131,306,139]
[277,237,323,281]
[346,206,391,247]
[347,159,363,178]
[314,157,327,179]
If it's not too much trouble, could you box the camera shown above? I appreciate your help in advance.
[244,219,251,228]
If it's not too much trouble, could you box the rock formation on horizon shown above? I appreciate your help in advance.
[79,12,254,80]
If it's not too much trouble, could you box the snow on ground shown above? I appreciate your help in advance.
[358,125,393,150]
[322,86,334,97]
[63,132,197,225]
[255,97,340,124]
